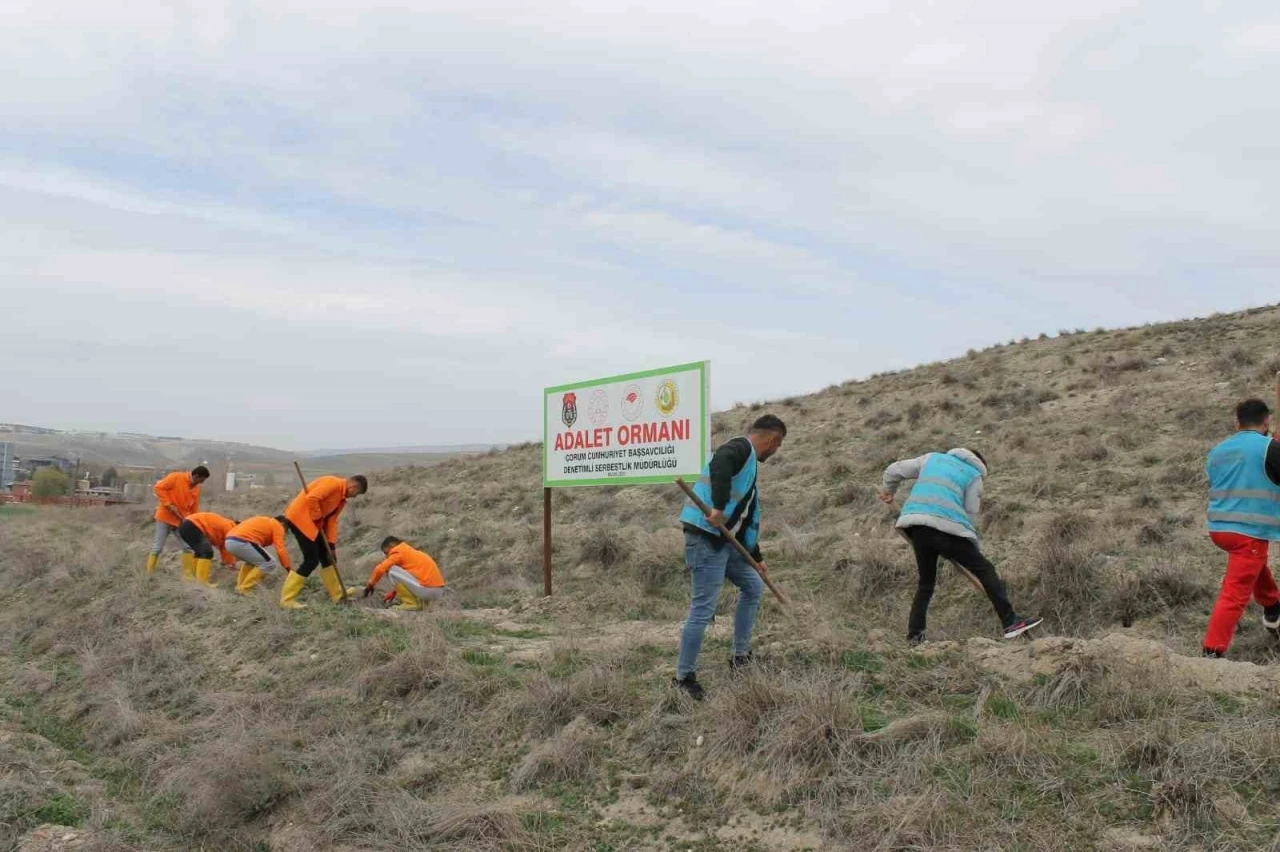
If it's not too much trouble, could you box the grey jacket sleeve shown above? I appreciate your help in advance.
[963,476,983,524]
[880,455,929,497]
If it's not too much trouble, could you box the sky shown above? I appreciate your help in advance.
[3,1,1279,450]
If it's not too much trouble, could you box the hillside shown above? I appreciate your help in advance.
[3,304,1280,851]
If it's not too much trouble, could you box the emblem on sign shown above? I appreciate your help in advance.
[588,388,610,426]
[621,383,644,422]
[561,392,578,428]
[654,379,680,417]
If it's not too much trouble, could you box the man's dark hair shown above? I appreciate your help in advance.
[191,465,210,479]
[381,535,403,550]
[350,474,369,494]
[1237,398,1272,428]
[970,449,987,467]
[750,414,787,437]
[274,515,288,525]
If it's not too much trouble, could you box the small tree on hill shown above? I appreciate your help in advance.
[102,467,119,488]
[32,468,71,498]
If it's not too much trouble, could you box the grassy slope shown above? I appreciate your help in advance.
[3,305,1280,851]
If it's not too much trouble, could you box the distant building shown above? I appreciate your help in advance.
[24,456,74,477]
[0,442,14,489]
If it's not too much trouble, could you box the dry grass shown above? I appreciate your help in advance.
[4,304,1280,849]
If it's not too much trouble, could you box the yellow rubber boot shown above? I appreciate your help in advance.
[238,567,263,596]
[234,563,250,592]
[392,582,423,611]
[194,558,217,588]
[145,553,159,576]
[180,552,196,581]
[279,571,307,609]
[318,565,346,603]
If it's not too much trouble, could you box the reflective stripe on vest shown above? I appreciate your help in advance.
[679,440,760,551]
[1207,431,1280,541]
[899,453,979,533]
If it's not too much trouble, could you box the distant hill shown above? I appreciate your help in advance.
[0,426,494,480]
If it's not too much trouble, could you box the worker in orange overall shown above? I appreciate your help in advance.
[225,515,294,595]
[354,536,446,611]
[279,474,368,609]
[176,511,238,587]
[147,465,210,578]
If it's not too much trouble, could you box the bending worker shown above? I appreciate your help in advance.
[279,474,368,609]
[225,515,294,596]
[674,414,788,702]
[177,511,238,587]
[879,447,1041,645]
[356,536,445,611]
[146,465,210,578]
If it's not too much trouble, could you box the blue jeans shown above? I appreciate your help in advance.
[676,531,763,678]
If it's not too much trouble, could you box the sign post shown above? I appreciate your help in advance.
[541,361,710,595]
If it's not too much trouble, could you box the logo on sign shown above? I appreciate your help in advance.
[654,379,680,418]
[588,388,610,426]
[621,384,644,422]
[561,392,578,428]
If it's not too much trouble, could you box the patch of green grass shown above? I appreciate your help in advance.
[0,504,37,517]
[858,705,889,733]
[840,650,885,673]
[31,791,89,827]
[986,694,1021,720]
[462,649,499,667]
[441,619,494,640]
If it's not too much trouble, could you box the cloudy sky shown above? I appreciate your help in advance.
[4,1,1277,450]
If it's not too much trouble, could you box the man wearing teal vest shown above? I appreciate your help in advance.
[673,414,787,701]
[880,448,1041,645]
[1202,398,1280,658]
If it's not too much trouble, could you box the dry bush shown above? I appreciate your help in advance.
[1106,565,1213,627]
[158,730,297,839]
[845,537,911,599]
[357,629,455,700]
[518,665,636,735]
[864,410,902,430]
[578,526,633,569]
[510,716,604,791]
[1032,513,1106,628]
[979,387,1041,416]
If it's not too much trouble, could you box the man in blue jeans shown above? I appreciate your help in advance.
[673,414,787,701]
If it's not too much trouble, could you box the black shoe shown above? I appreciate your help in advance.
[1202,648,1224,659]
[1003,616,1043,640]
[907,632,927,647]
[728,652,754,671]
[671,674,705,701]
[1264,604,1280,639]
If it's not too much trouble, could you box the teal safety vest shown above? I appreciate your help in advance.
[680,440,760,551]
[900,453,980,533]
[1206,430,1280,541]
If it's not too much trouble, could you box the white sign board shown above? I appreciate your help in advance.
[543,362,710,487]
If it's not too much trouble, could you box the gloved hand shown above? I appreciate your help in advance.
[382,589,397,605]
[362,584,375,598]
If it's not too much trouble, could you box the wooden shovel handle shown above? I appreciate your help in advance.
[676,477,790,607]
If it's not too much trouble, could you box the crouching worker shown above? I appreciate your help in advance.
[879,448,1041,645]
[146,465,209,578]
[354,536,445,611]
[177,511,238,588]
[280,474,368,609]
[225,515,294,596]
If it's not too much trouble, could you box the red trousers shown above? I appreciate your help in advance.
[1203,532,1280,653]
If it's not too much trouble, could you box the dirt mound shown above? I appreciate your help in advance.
[947,632,1280,697]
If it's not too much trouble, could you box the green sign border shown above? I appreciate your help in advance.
[543,361,709,488]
